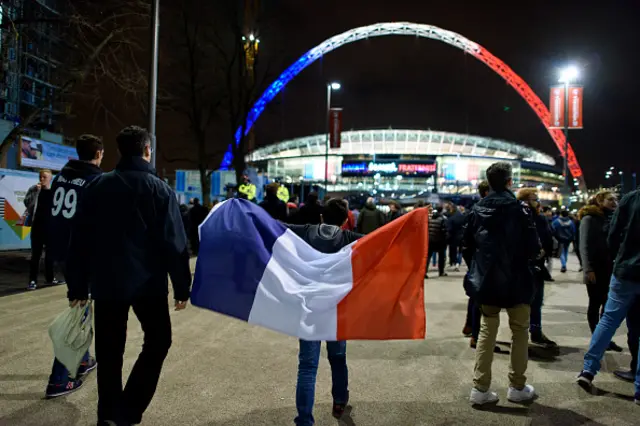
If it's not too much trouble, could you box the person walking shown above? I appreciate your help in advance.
[288,199,363,425]
[577,189,640,404]
[517,188,557,349]
[578,191,623,352]
[552,209,576,273]
[45,135,104,398]
[26,169,61,290]
[259,183,287,222]
[463,162,540,405]
[66,126,192,426]
[387,200,403,223]
[446,203,466,272]
[294,192,323,225]
[188,198,209,255]
[426,206,448,278]
[356,197,386,234]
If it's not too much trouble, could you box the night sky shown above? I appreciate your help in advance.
[249,0,640,187]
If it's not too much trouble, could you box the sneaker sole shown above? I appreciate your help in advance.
[576,377,593,392]
[470,397,499,406]
[45,381,84,399]
[80,363,97,376]
[507,395,535,403]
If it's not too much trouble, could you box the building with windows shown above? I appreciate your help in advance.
[1,0,64,129]
[247,129,564,202]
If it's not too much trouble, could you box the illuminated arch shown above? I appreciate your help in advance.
[221,22,586,189]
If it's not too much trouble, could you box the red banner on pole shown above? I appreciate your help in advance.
[568,86,583,129]
[329,108,343,148]
[549,85,565,129]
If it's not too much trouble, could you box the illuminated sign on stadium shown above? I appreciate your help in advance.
[341,160,437,177]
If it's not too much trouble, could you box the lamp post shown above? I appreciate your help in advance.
[558,65,579,195]
[324,82,341,193]
[148,0,160,167]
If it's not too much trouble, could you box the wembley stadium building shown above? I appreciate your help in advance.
[246,129,564,201]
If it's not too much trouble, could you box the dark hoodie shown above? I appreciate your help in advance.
[462,190,540,308]
[289,224,363,254]
[609,189,640,282]
[48,160,102,261]
[579,204,612,285]
[356,202,386,234]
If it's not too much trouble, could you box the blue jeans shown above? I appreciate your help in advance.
[559,242,570,269]
[583,275,640,398]
[431,252,437,266]
[49,351,90,385]
[295,340,348,426]
[530,279,544,332]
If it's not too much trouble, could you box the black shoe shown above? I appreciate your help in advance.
[439,272,448,277]
[576,371,594,392]
[613,369,635,383]
[531,331,558,348]
[332,402,347,419]
[78,357,97,376]
[470,338,501,353]
[45,379,84,399]
[547,277,556,282]
[561,267,567,273]
[607,341,624,352]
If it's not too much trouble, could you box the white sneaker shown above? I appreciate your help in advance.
[469,387,499,405]
[507,384,536,402]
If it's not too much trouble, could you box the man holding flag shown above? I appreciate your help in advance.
[287,199,362,424]
[192,193,429,426]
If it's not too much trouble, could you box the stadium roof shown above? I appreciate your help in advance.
[247,129,555,166]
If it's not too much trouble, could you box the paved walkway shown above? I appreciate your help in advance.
[0,256,637,425]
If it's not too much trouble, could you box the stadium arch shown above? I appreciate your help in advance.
[220,22,586,190]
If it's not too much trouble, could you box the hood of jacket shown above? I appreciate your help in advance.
[578,204,604,220]
[364,202,376,211]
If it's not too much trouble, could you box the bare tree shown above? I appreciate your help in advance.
[158,0,227,205]
[0,0,149,161]
[210,0,278,190]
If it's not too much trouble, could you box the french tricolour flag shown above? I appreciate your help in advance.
[191,199,428,341]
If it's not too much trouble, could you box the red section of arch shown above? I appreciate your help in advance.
[471,46,583,179]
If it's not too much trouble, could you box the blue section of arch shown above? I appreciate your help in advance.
[220,50,320,169]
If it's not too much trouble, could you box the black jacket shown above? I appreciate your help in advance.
[357,203,386,234]
[66,156,192,302]
[289,224,363,254]
[31,188,53,234]
[48,160,103,261]
[188,203,209,237]
[294,202,323,225]
[259,195,287,222]
[462,190,540,308]
[387,210,403,223]
[609,190,640,282]
[428,212,447,245]
[579,205,612,285]
[446,210,466,245]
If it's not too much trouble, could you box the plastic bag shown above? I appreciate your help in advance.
[48,303,93,379]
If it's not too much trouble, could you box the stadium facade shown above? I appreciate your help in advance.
[246,129,564,201]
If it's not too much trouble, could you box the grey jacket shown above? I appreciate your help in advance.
[579,205,612,284]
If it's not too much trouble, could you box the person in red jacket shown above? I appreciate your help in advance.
[341,199,356,231]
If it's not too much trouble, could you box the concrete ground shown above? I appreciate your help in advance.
[0,256,638,426]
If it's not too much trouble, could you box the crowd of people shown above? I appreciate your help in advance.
[21,127,640,424]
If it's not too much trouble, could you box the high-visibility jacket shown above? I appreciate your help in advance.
[238,183,256,200]
[277,185,289,203]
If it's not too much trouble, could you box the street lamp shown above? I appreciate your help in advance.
[558,65,580,195]
[148,0,160,167]
[324,82,341,192]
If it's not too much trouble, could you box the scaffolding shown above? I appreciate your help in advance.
[0,0,63,132]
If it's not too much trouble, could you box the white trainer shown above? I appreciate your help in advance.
[507,384,536,402]
[469,388,499,405]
